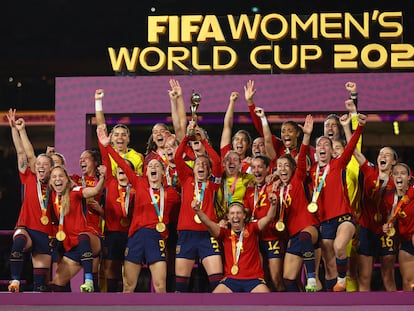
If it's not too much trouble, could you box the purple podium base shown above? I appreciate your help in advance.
[0,292,413,311]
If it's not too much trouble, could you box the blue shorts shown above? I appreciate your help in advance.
[400,240,414,256]
[25,228,53,255]
[357,226,397,257]
[51,238,65,263]
[219,277,267,292]
[176,230,221,260]
[64,237,102,263]
[320,214,355,240]
[103,231,128,260]
[259,239,284,259]
[125,228,166,264]
[286,229,320,256]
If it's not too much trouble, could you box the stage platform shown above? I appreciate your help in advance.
[1,292,413,311]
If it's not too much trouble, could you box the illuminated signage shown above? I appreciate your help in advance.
[108,11,414,73]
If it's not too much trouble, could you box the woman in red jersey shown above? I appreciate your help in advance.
[49,164,106,293]
[194,199,276,293]
[174,122,224,292]
[7,109,54,293]
[98,125,181,293]
[383,163,414,291]
[310,113,366,291]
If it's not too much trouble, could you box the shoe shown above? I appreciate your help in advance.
[346,276,358,292]
[8,280,20,293]
[305,277,317,292]
[80,280,94,293]
[305,284,317,292]
[333,280,346,292]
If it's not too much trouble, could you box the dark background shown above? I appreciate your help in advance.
[0,1,413,230]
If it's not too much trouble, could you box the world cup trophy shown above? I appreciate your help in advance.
[188,90,202,140]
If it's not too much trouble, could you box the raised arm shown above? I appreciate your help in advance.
[254,107,276,160]
[168,79,187,142]
[95,89,106,132]
[14,117,36,172]
[220,91,239,149]
[82,164,107,199]
[7,109,28,174]
[193,199,220,238]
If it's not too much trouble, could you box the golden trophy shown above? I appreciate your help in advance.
[188,90,202,140]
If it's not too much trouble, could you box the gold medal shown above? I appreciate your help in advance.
[231,264,239,275]
[374,213,382,223]
[194,214,201,224]
[156,222,166,233]
[275,220,285,232]
[307,202,318,213]
[40,215,49,225]
[120,217,130,227]
[387,227,396,237]
[56,230,66,241]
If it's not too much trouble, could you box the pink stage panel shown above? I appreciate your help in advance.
[55,73,414,174]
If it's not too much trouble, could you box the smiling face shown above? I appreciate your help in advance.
[252,137,266,156]
[79,151,98,177]
[35,154,53,183]
[146,159,165,184]
[392,164,411,195]
[232,131,250,158]
[111,125,130,153]
[227,203,246,232]
[332,140,345,158]
[224,150,241,177]
[193,156,211,182]
[152,124,171,149]
[324,117,341,141]
[377,147,397,173]
[276,157,294,184]
[316,136,333,165]
[49,166,70,195]
[281,122,299,151]
[251,157,269,185]
[164,136,179,163]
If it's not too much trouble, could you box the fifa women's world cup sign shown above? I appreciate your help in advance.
[108,11,414,73]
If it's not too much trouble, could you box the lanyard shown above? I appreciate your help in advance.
[54,195,64,232]
[37,179,49,213]
[311,164,330,204]
[224,175,239,206]
[252,184,266,219]
[231,228,244,267]
[278,184,290,222]
[150,186,165,223]
[194,180,206,209]
[118,184,131,217]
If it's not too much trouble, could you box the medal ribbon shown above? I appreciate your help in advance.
[194,181,206,211]
[387,192,407,225]
[54,195,64,232]
[252,184,266,220]
[224,175,239,207]
[311,164,330,204]
[37,179,50,217]
[231,228,245,268]
[150,186,165,223]
[278,184,290,222]
[118,184,131,217]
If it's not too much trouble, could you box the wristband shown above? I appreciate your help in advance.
[261,116,268,127]
[350,92,358,99]
[95,99,103,111]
